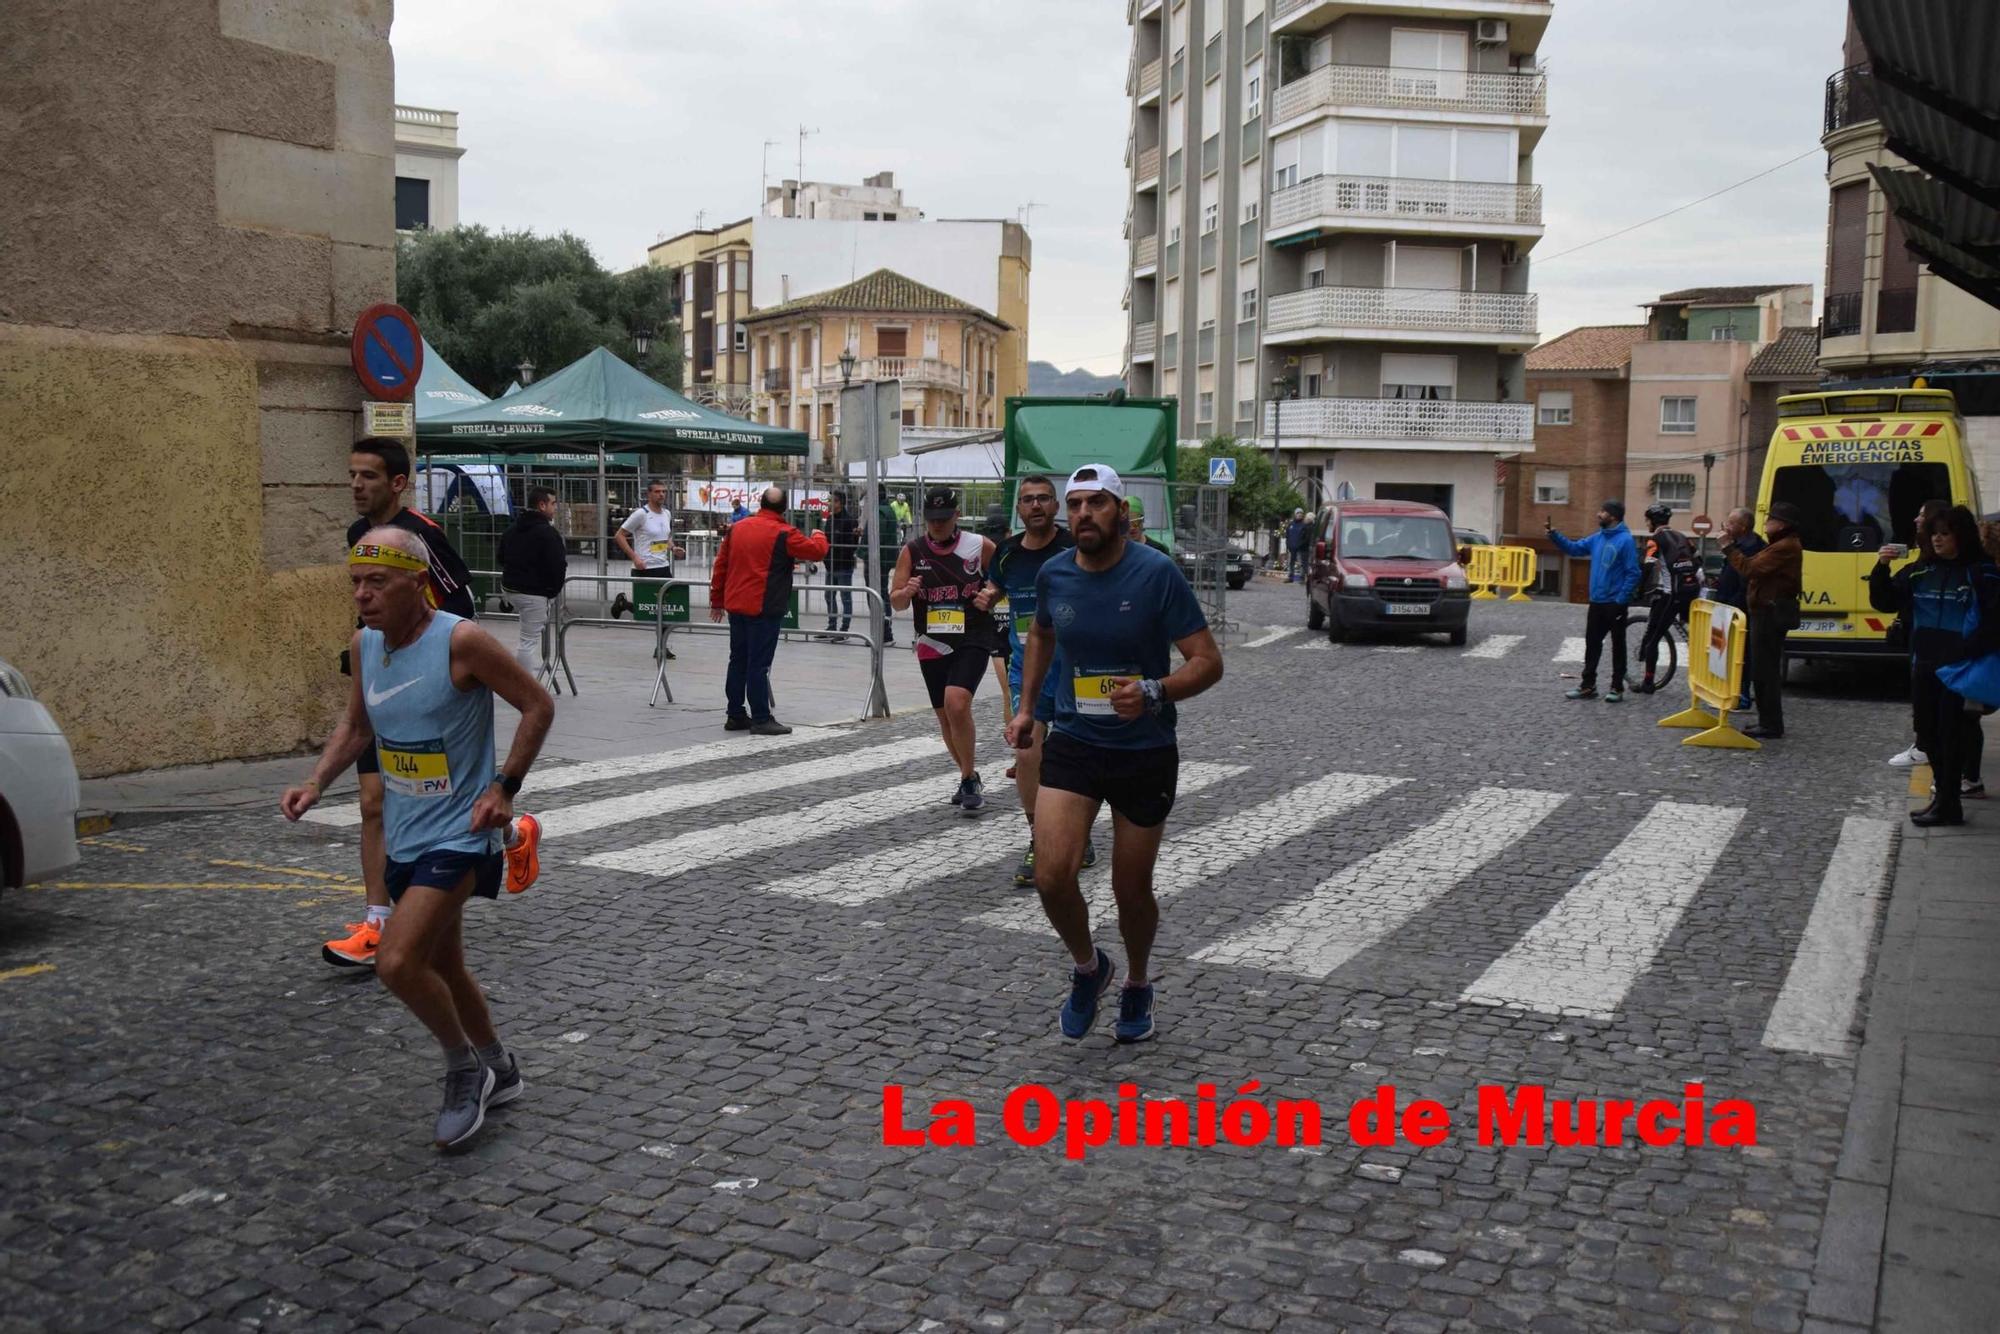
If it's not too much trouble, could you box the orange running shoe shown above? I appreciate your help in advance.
[322,918,381,968]
[505,814,542,894]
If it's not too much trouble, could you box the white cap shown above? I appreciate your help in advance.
[1064,464,1126,501]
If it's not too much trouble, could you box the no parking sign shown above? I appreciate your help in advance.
[349,303,424,401]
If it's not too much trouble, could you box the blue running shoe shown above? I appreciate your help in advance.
[960,772,985,815]
[1060,948,1116,1039]
[1115,984,1156,1044]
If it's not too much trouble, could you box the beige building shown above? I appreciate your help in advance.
[644,174,1031,416]
[393,103,463,231]
[0,0,394,775]
[1125,0,1551,540]
[1620,285,1814,524]
[741,270,1010,456]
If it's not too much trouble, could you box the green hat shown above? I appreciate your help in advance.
[1127,496,1145,518]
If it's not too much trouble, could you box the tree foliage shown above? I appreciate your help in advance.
[1175,435,1305,531]
[396,225,683,397]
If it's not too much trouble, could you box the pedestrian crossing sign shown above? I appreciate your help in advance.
[1208,457,1237,486]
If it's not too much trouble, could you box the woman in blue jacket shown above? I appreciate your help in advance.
[1874,506,2000,827]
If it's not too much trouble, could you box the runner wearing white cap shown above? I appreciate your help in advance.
[1005,464,1224,1043]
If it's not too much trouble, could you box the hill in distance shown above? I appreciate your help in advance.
[1027,360,1123,396]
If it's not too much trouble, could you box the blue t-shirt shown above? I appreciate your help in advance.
[1034,541,1208,750]
[991,529,1075,669]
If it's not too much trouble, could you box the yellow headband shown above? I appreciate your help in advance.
[348,542,428,573]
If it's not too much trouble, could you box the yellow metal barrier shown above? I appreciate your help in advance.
[1657,598,1759,750]
[1465,545,1537,601]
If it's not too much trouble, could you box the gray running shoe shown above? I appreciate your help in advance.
[1013,845,1036,887]
[1082,839,1098,869]
[960,773,985,814]
[434,1064,496,1150]
[486,1053,525,1108]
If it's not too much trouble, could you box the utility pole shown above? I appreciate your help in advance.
[796,124,818,208]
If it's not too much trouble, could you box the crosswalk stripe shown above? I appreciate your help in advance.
[1761,816,1898,1057]
[762,763,1245,906]
[538,737,940,839]
[1461,800,1746,1020]
[1297,639,1340,651]
[1465,635,1524,659]
[1553,637,1586,663]
[1242,626,1307,649]
[1193,786,1567,977]
[968,771,1400,937]
[580,775,944,878]
[301,727,837,827]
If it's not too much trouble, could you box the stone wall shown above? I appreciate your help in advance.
[0,0,396,775]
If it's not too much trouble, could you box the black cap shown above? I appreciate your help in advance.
[923,486,959,518]
[1601,499,1625,520]
[1767,501,1805,529]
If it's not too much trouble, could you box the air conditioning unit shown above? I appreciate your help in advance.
[1475,18,1509,44]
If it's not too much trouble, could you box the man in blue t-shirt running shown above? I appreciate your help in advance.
[1005,464,1224,1044]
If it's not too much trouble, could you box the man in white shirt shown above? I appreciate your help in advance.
[612,480,683,656]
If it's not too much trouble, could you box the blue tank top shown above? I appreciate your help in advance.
[357,612,498,862]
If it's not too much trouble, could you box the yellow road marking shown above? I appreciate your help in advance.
[209,860,356,882]
[43,881,364,891]
[75,813,115,837]
[0,963,56,982]
[1910,763,1932,798]
[79,837,150,852]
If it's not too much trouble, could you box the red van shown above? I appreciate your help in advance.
[1304,500,1472,644]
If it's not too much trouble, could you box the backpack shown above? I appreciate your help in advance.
[1659,529,1700,596]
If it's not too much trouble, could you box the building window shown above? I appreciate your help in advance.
[1708,325,1739,341]
[1536,390,1573,426]
[1242,197,1260,222]
[864,211,879,220]
[1242,286,1258,319]
[1650,473,1696,512]
[1202,200,1218,234]
[394,177,430,230]
[1533,469,1570,504]
[1198,390,1215,421]
[733,324,748,353]
[1659,396,1697,434]
[1273,160,1298,191]
[1246,69,1262,118]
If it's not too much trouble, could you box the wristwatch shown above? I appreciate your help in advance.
[1139,678,1167,715]
[495,773,523,798]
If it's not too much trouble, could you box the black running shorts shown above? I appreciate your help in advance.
[1039,730,1180,828]
[383,846,503,904]
[356,746,380,776]
[919,649,988,709]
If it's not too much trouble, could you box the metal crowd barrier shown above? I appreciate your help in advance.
[550,575,891,721]
[464,569,567,696]
[1658,598,1758,750]
[1465,545,1537,601]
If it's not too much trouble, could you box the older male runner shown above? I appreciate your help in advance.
[1006,465,1224,1043]
[282,528,556,1150]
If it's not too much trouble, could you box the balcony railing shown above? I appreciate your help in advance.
[1274,0,1552,23]
[1269,174,1543,231]
[1266,396,1535,445]
[1264,286,1539,339]
[761,367,789,391]
[1132,322,1158,358]
[1824,64,1880,136]
[820,356,967,389]
[1823,291,1863,339]
[1134,234,1159,270]
[1136,145,1161,183]
[1138,57,1162,101]
[1273,63,1548,124]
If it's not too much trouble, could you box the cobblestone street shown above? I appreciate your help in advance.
[0,583,1918,1332]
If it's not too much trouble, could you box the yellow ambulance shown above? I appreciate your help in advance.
[1755,386,1984,660]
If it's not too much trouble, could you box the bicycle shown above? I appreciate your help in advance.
[1624,595,1687,691]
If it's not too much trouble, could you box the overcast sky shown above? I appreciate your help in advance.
[394,0,1847,374]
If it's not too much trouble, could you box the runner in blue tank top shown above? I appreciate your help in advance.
[282,527,555,1151]
[1005,465,1224,1045]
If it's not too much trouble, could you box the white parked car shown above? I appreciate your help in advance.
[0,657,80,892]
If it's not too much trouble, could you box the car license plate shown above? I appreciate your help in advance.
[1797,619,1846,633]
[1385,603,1431,616]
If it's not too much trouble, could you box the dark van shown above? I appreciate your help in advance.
[1304,500,1472,644]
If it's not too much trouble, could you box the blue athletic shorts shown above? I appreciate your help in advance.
[1008,657,1059,724]
[383,846,503,904]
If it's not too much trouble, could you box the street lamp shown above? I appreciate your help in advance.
[633,327,653,359]
[838,347,857,388]
[517,358,536,385]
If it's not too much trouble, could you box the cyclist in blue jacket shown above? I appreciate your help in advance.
[1546,500,1641,703]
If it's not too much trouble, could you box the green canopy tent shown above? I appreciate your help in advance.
[412,337,491,416]
[416,345,810,576]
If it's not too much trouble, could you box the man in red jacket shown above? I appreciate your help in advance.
[710,486,829,735]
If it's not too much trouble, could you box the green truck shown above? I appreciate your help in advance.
[1001,392,1179,539]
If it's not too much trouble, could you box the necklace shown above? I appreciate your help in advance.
[382,613,432,668]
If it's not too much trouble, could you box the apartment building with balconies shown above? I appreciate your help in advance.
[741,269,1008,452]
[1126,0,1552,539]
[1819,11,2000,384]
